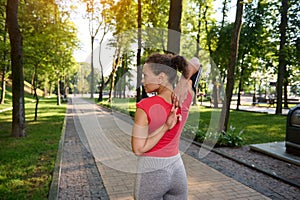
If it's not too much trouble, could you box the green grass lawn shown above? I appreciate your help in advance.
[100,98,287,145]
[192,107,286,145]
[0,96,66,199]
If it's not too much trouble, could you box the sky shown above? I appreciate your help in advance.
[72,1,236,64]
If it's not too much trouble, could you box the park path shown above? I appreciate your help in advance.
[54,96,271,200]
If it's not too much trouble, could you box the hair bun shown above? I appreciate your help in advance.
[171,55,188,78]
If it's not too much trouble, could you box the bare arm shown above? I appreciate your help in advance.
[174,57,201,106]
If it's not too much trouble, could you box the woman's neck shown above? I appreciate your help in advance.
[157,84,173,104]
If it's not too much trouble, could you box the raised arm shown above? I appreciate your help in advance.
[174,57,201,106]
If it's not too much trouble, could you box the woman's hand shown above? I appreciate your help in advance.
[165,93,182,130]
[187,57,201,78]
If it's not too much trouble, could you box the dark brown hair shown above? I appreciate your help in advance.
[145,53,188,84]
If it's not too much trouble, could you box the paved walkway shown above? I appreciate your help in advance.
[53,97,271,200]
[200,101,290,115]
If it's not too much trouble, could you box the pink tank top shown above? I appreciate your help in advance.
[136,92,193,157]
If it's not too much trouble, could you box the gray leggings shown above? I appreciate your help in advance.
[134,154,188,200]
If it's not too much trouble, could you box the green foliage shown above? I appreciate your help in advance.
[182,124,203,140]
[0,97,66,199]
[76,62,91,94]
[183,124,244,147]
[108,0,137,34]
[218,125,244,147]
[18,0,79,96]
[181,0,216,57]
[186,106,286,145]
[211,23,232,73]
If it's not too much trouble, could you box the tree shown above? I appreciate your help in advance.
[0,0,9,105]
[142,0,169,53]
[287,0,300,96]
[136,0,170,101]
[19,0,78,109]
[82,0,102,99]
[202,2,219,108]
[104,0,137,102]
[276,0,289,114]
[219,0,244,132]
[20,0,55,119]
[76,62,91,95]
[221,0,232,28]
[114,52,134,98]
[167,0,182,54]
[136,0,142,102]
[97,1,112,102]
[234,0,268,109]
[6,0,26,137]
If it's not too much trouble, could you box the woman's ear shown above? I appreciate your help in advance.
[158,73,166,84]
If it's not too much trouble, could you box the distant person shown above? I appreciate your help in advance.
[268,94,275,107]
[131,53,201,200]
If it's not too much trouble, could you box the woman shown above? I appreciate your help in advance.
[132,53,200,200]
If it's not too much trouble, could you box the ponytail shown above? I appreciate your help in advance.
[171,55,188,78]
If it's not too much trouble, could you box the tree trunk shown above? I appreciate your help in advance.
[136,0,142,102]
[167,0,182,54]
[109,61,117,103]
[196,2,202,56]
[90,35,95,98]
[193,2,203,106]
[236,68,244,110]
[221,0,229,29]
[49,82,53,96]
[6,0,26,137]
[97,28,108,102]
[33,65,38,121]
[57,79,61,106]
[31,71,34,95]
[0,23,8,104]
[122,58,126,98]
[276,0,288,114]
[219,0,244,132]
[43,81,48,97]
[203,5,218,108]
[0,68,6,104]
[109,47,121,103]
[237,58,246,110]
[98,66,104,102]
[283,76,288,109]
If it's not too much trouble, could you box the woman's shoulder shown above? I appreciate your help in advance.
[138,95,160,104]
[137,95,170,108]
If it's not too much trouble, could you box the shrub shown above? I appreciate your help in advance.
[182,124,244,147]
[218,125,244,147]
